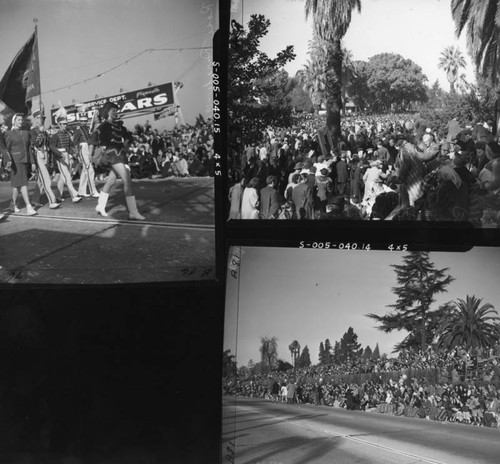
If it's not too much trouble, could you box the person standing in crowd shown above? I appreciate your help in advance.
[72,113,99,198]
[95,102,145,220]
[394,137,426,208]
[417,133,441,172]
[0,113,37,215]
[336,152,349,196]
[228,177,246,220]
[259,175,280,219]
[50,117,82,203]
[240,177,259,219]
[30,109,61,209]
[292,172,314,219]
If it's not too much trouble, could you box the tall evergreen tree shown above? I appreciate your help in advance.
[372,343,380,360]
[338,327,362,364]
[366,252,454,352]
[297,345,311,368]
[362,345,373,361]
[332,340,341,365]
[318,341,325,364]
[324,339,333,365]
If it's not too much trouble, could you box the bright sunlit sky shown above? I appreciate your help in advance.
[0,0,216,129]
[231,0,476,92]
[224,247,500,367]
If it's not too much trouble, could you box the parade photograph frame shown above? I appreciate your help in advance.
[0,0,221,285]
[222,244,500,464]
[223,0,500,230]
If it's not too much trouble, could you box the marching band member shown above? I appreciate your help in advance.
[49,117,82,203]
[30,109,61,209]
[1,113,37,215]
[73,113,99,198]
[95,102,145,220]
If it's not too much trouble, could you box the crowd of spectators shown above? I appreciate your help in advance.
[227,113,500,226]
[223,346,500,428]
[0,118,215,182]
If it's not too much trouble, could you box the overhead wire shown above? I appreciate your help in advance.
[41,46,213,96]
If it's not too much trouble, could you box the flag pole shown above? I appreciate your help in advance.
[33,18,44,119]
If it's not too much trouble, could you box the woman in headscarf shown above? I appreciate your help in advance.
[2,113,37,215]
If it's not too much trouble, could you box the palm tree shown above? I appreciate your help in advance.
[451,0,500,85]
[341,47,355,116]
[288,340,301,372]
[438,46,466,93]
[302,0,362,152]
[437,295,500,350]
[222,349,237,379]
[260,336,278,373]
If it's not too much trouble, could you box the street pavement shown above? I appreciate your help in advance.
[0,176,215,284]
[222,397,500,464]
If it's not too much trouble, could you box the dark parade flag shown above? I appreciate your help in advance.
[0,28,40,124]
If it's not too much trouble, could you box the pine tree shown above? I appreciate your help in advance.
[338,327,362,364]
[324,339,333,365]
[372,343,380,360]
[297,345,311,368]
[362,345,373,361]
[366,252,454,352]
[332,341,341,365]
[318,341,325,365]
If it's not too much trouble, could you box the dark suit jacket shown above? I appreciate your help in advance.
[292,182,314,219]
[260,185,280,219]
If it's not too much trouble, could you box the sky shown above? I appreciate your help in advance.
[233,0,476,92]
[224,246,500,368]
[0,0,217,129]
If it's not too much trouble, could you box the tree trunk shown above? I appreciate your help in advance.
[325,38,343,155]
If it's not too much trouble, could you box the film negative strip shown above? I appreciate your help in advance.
[222,244,500,463]
[219,0,500,251]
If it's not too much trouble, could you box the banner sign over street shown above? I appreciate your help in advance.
[50,82,175,125]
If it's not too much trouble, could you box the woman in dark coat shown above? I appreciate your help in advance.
[3,114,37,215]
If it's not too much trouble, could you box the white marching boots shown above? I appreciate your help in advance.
[126,196,145,220]
[95,191,109,216]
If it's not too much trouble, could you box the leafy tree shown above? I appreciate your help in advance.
[338,327,362,363]
[296,345,311,368]
[366,252,454,353]
[302,0,362,150]
[287,76,315,112]
[346,60,370,112]
[222,349,237,378]
[365,53,428,112]
[260,336,278,373]
[438,46,467,94]
[276,359,294,372]
[437,295,500,350]
[228,15,296,144]
[289,340,301,369]
[451,0,500,85]
[362,345,372,361]
[372,343,380,360]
